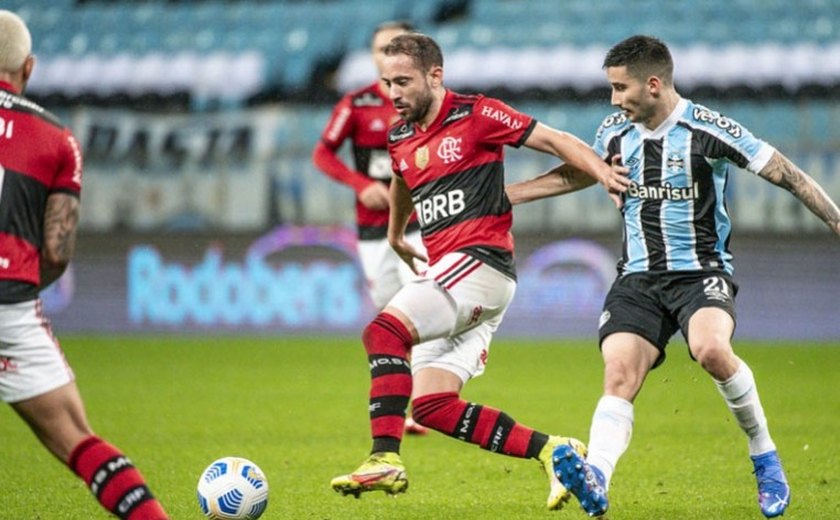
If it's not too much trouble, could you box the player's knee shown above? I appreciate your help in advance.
[411,392,458,429]
[361,312,413,356]
[690,337,732,370]
[603,358,645,398]
[361,320,379,351]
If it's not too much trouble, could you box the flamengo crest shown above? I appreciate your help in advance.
[437,136,463,164]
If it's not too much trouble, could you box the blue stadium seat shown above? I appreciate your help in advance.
[6,0,73,10]
[283,53,314,92]
[408,1,440,24]
[12,0,840,108]
[161,6,198,39]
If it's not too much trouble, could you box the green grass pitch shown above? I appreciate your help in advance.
[0,336,837,519]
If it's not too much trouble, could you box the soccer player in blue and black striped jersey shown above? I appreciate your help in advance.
[508,35,839,518]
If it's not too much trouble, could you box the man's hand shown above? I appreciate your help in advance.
[389,236,429,275]
[359,182,391,210]
[600,154,630,209]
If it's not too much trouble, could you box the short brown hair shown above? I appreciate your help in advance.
[383,33,443,73]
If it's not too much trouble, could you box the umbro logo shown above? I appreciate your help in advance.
[666,153,685,171]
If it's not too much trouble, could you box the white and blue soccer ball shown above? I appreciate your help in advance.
[197,456,269,520]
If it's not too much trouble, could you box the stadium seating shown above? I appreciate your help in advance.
[11,0,839,108]
[6,1,836,150]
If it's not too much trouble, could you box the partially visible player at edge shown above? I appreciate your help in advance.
[507,34,840,518]
[0,11,169,520]
[311,20,428,435]
[330,32,630,510]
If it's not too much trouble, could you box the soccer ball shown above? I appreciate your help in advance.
[197,456,269,520]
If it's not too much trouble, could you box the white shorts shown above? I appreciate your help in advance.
[357,230,426,309]
[0,299,74,403]
[387,252,516,383]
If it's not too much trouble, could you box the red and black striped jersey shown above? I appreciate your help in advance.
[0,81,82,303]
[318,81,417,240]
[388,90,536,279]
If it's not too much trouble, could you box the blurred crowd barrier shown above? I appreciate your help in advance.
[71,101,840,235]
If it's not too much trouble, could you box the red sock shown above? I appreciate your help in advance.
[412,392,546,458]
[363,313,413,453]
[69,436,169,520]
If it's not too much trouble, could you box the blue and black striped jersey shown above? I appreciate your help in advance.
[594,98,775,276]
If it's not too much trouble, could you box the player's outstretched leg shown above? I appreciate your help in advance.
[412,391,585,509]
[751,450,790,518]
[553,443,609,517]
[539,436,586,510]
[330,452,408,498]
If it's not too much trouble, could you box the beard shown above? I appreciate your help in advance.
[401,89,434,124]
[624,99,657,125]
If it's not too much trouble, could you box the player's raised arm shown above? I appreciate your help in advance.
[523,122,629,207]
[757,150,840,236]
[506,163,597,206]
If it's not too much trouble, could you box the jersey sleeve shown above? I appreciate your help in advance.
[389,144,402,178]
[690,107,776,174]
[319,95,354,149]
[52,130,83,196]
[593,112,629,162]
[593,124,608,160]
[725,120,775,174]
[473,96,536,148]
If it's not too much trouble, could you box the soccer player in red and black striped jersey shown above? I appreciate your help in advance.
[0,11,168,520]
[329,32,629,510]
[312,21,426,311]
[313,21,430,435]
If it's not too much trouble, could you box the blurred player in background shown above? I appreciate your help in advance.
[0,11,169,520]
[330,32,629,510]
[312,20,429,435]
[507,34,840,518]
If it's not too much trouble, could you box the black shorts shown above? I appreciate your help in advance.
[598,271,738,368]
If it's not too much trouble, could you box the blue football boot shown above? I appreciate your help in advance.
[751,450,790,518]
[552,443,608,517]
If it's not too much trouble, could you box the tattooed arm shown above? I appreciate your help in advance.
[39,192,80,290]
[758,151,840,236]
[506,163,597,206]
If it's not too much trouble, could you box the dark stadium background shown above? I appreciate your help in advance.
[11,0,839,341]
